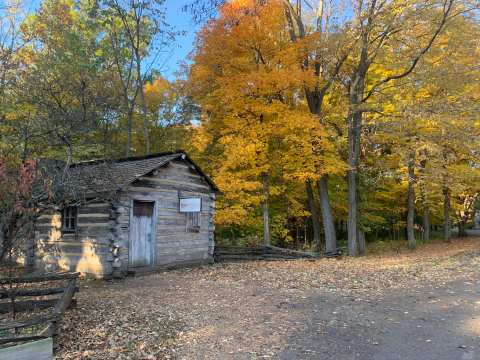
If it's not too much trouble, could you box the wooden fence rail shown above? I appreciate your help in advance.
[0,272,79,353]
[214,245,318,262]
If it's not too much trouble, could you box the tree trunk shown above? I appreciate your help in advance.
[139,82,150,155]
[458,220,467,238]
[305,181,321,252]
[125,104,134,157]
[358,229,366,256]
[262,173,270,246]
[423,206,430,242]
[316,176,337,254]
[136,60,150,155]
[443,187,451,242]
[347,110,361,256]
[407,155,416,249]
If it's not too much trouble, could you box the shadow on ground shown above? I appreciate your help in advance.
[279,279,480,360]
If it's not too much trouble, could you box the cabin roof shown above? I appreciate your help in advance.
[66,151,218,196]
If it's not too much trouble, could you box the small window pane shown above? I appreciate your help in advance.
[62,206,77,232]
[186,212,200,233]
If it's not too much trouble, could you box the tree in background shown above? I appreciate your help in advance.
[187,0,479,252]
[0,158,41,262]
[13,0,115,162]
[141,76,195,152]
[0,0,478,255]
[189,0,344,248]
[101,0,177,156]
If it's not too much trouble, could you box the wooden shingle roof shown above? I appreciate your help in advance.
[65,151,218,198]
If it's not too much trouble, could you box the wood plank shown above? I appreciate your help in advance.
[77,222,111,227]
[128,186,213,199]
[127,187,179,196]
[139,177,211,190]
[83,202,111,207]
[42,238,111,246]
[154,172,206,183]
[155,225,209,234]
[39,278,78,341]
[77,217,111,224]
[48,254,112,267]
[265,245,318,258]
[129,202,153,267]
[0,287,79,300]
[0,314,59,331]
[156,208,211,216]
[0,335,47,345]
[156,234,210,242]
[0,339,52,360]
[39,242,110,251]
[0,272,79,285]
[0,299,58,314]
[78,207,110,215]
[77,213,110,218]
[54,279,76,314]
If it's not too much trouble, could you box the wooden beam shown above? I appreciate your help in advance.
[0,299,58,314]
[39,278,77,341]
[265,245,318,258]
[0,272,79,285]
[0,286,79,300]
[53,278,77,314]
[0,335,49,345]
[0,314,59,331]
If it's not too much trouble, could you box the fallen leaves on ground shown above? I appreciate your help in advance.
[56,238,480,359]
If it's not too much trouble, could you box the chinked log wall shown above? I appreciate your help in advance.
[113,159,215,276]
[35,159,216,278]
[34,202,113,277]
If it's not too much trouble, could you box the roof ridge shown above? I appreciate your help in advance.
[70,150,186,168]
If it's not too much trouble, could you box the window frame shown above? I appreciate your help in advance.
[185,211,201,233]
[61,206,78,233]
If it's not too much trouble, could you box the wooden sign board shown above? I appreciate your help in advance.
[179,198,201,212]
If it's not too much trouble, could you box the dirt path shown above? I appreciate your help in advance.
[280,279,480,360]
[57,238,480,360]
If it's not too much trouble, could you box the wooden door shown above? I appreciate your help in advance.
[129,200,154,267]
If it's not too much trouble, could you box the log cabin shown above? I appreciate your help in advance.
[33,151,217,278]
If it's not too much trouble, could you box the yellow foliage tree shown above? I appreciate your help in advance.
[189,0,343,246]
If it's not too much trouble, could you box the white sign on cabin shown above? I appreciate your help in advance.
[179,198,201,212]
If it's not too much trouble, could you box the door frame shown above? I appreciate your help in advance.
[128,196,157,268]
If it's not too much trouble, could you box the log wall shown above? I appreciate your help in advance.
[34,202,113,278]
[34,158,216,278]
[113,159,215,275]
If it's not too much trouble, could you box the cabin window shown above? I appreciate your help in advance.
[179,197,202,233]
[186,212,200,233]
[61,206,78,232]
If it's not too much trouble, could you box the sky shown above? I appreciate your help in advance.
[163,0,201,79]
[23,0,204,80]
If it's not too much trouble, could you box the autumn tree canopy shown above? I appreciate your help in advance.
[0,0,478,255]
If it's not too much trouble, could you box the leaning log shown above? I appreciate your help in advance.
[39,277,77,348]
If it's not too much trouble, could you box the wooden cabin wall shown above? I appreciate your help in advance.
[34,201,114,277]
[117,159,215,270]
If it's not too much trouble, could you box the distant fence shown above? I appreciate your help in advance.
[214,245,318,262]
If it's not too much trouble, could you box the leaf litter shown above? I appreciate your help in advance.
[56,237,480,359]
